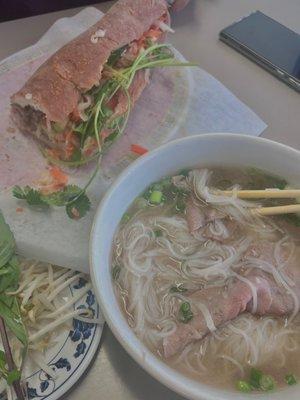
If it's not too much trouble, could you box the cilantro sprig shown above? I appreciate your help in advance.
[48,43,195,168]
[12,44,195,220]
[12,184,91,220]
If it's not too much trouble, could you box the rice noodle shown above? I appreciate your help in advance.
[174,314,300,385]
[112,167,300,390]
[217,355,245,377]
[195,302,216,333]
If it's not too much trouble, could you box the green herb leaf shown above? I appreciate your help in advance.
[0,350,6,371]
[11,185,27,200]
[0,212,15,269]
[26,189,47,206]
[44,185,82,206]
[0,256,20,293]
[285,374,297,385]
[178,301,193,323]
[12,184,91,220]
[0,214,28,387]
[13,185,47,207]
[107,45,128,66]
[6,369,21,386]
[0,295,27,346]
[66,193,91,220]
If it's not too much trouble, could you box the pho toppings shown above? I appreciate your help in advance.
[112,167,300,391]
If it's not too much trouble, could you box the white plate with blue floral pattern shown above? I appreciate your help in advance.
[1,275,103,400]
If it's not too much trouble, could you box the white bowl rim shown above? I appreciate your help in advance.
[89,133,300,400]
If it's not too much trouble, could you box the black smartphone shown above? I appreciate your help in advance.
[220,11,300,92]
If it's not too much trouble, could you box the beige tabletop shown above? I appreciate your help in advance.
[0,1,300,399]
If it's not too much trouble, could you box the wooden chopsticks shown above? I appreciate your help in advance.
[217,188,300,216]
[220,189,300,199]
[252,204,300,216]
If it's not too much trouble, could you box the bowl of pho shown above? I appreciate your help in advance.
[90,133,300,400]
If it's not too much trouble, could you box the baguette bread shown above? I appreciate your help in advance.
[11,0,170,163]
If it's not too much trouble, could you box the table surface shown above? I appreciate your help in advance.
[0,1,300,399]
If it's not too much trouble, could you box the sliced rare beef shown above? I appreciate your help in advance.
[185,198,237,242]
[163,242,300,358]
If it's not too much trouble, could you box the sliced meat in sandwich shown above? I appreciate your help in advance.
[11,0,179,165]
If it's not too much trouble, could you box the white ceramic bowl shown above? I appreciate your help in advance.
[90,133,300,400]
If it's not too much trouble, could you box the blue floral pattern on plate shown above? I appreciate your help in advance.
[0,275,103,400]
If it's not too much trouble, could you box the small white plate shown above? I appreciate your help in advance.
[1,275,103,400]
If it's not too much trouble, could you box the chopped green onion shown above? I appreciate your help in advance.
[170,284,187,293]
[259,374,275,391]
[112,265,121,281]
[154,229,163,238]
[178,301,193,323]
[236,380,252,393]
[285,374,297,385]
[275,181,287,190]
[149,190,163,205]
[249,368,263,389]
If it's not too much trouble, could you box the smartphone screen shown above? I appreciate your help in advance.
[220,11,300,86]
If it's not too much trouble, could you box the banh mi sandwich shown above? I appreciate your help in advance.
[11,0,192,166]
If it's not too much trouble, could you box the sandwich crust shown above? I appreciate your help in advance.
[11,0,167,123]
